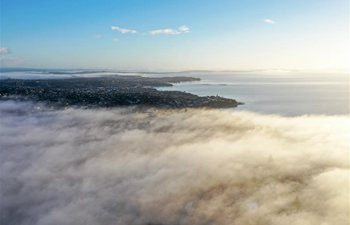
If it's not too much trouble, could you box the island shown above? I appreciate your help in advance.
[0,75,242,108]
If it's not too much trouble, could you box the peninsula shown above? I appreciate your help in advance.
[0,75,241,108]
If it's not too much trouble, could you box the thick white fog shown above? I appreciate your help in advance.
[0,101,349,225]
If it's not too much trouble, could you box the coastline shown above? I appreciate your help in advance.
[0,75,242,109]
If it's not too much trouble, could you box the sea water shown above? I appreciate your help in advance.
[1,70,348,116]
[155,72,349,116]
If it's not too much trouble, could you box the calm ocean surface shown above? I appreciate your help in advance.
[154,72,349,116]
[1,70,348,116]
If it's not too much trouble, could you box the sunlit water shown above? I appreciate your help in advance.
[1,70,348,116]
[154,72,349,116]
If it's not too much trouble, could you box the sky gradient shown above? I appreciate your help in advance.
[0,0,349,71]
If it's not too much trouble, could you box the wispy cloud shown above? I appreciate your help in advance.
[149,25,190,35]
[112,38,119,42]
[263,18,276,24]
[111,26,137,34]
[0,47,10,54]
[149,28,179,35]
[110,25,190,36]
[178,25,190,33]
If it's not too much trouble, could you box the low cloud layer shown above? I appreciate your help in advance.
[0,101,349,225]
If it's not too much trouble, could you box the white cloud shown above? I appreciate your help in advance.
[1,101,349,225]
[263,18,276,24]
[178,25,190,33]
[149,25,190,35]
[110,25,190,36]
[0,47,10,54]
[149,28,179,35]
[112,38,119,42]
[111,26,137,34]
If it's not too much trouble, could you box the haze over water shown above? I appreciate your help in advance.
[156,72,349,116]
[1,69,348,116]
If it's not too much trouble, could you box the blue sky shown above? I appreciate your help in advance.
[0,0,348,71]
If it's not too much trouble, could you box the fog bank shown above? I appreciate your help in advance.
[0,101,349,225]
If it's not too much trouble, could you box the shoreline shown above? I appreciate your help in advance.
[0,75,242,109]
